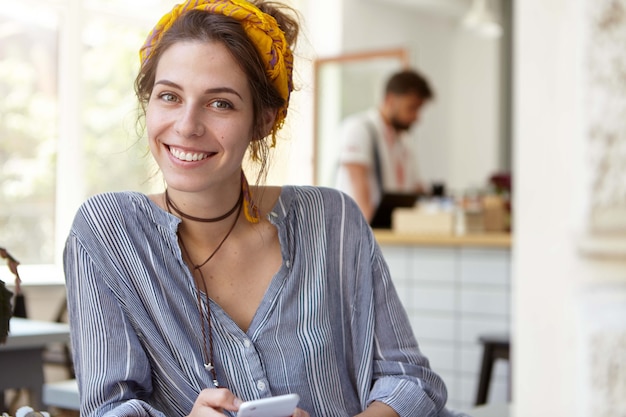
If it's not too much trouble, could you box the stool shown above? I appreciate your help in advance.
[43,379,80,411]
[475,333,510,405]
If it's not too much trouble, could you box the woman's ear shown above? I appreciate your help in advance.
[260,108,278,138]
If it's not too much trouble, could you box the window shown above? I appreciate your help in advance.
[0,0,173,280]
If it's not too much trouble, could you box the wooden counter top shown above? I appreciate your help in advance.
[373,230,512,248]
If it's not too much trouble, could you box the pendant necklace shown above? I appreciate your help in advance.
[165,189,243,387]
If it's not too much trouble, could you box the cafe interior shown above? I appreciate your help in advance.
[1,0,625,416]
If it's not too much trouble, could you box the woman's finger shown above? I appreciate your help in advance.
[188,388,242,416]
[292,407,310,417]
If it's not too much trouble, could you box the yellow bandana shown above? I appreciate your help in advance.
[140,0,293,141]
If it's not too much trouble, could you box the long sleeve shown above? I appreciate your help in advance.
[65,233,164,417]
[366,244,447,415]
[327,191,447,416]
[63,193,203,417]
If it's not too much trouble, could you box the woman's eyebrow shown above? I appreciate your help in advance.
[204,87,243,100]
[154,80,243,100]
[154,79,181,89]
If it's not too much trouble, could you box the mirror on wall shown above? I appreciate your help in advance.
[313,48,409,187]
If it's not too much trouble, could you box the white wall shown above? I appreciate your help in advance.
[514,1,584,413]
[447,33,502,193]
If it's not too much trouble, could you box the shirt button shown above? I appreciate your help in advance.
[269,212,278,218]
[285,260,291,268]
[256,380,266,391]
[243,339,251,348]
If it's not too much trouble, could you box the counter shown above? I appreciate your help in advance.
[374,230,511,248]
[374,231,512,410]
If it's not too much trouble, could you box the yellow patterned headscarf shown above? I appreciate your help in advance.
[140,0,294,142]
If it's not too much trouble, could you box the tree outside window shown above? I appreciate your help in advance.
[0,1,172,266]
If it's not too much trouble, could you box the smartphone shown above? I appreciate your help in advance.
[237,393,300,417]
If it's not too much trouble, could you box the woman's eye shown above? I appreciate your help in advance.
[159,92,178,103]
[209,100,233,110]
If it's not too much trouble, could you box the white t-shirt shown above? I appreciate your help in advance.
[334,109,421,210]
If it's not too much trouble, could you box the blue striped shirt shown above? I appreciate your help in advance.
[64,186,452,417]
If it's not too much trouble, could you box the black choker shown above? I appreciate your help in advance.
[165,189,243,223]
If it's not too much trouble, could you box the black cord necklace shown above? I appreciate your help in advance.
[165,188,243,223]
[165,190,243,387]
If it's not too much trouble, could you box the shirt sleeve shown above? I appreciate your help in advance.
[64,213,165,417]
[337,114,375,167]
[354,227,448,416]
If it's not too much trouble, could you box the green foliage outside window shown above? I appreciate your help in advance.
[0,5,162,265]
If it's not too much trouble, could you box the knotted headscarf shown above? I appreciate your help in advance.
[139,0,294,140]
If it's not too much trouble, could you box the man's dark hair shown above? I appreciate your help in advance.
[385,69,434,100]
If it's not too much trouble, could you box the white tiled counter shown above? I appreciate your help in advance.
[375,231,512,410]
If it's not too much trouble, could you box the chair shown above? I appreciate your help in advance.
[475,333,511,406]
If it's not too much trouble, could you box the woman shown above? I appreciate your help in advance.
[64,1,453,416]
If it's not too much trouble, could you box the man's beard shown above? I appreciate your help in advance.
[390,117,411,132]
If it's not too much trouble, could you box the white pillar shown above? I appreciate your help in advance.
[513,0,626,416]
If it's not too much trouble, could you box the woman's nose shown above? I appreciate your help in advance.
[174,106,205,138]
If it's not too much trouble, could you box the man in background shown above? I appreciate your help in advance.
[334,69,434,222]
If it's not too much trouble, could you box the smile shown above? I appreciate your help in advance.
[169,146,211,162]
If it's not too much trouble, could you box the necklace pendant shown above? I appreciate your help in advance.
[204,363,214,371]
[212,379,219,388]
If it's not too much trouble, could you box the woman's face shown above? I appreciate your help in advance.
[146,40,255,194]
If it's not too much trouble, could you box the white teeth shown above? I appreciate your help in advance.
[170,147,209,162]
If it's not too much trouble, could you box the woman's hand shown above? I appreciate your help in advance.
[187,388,242,416]
[292,407,310,417]
[187,389,309,417]
[354,401,399,417]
